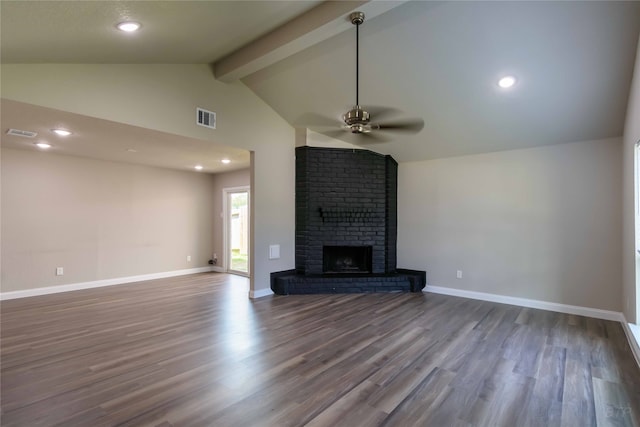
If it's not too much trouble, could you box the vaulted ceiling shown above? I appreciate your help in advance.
[2,1,639,170]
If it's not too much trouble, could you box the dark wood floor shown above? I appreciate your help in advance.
[1,273,639,427]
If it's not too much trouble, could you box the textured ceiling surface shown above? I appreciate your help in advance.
[1,99,250,173]
[0,0,322,63]
[0,0,320,171]
[1,0,639,168]
[243,1,640,161]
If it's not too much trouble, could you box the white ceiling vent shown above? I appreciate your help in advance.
[6,128,37,138]
[196,108,216,129]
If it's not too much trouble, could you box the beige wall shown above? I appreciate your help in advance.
[210,168,251,269]
[398,138,623,312]
[0,64,295,296]
[622,35,640,323]
[1,148,217,293]
[1,62,633,309]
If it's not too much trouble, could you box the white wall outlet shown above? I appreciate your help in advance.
[456,270,463,279]
[187,255,191,262]
[56,267,64,276]
[213,253,217,259]
[269,244,280,260]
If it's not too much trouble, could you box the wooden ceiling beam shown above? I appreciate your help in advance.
[213,0,407,83]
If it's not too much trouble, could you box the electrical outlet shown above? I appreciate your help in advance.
[56,267,64,276]
[187,255,191,262]
[456,270,463,279]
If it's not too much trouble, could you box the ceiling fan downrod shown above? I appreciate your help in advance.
[351,11,364,107]
[344,11,369,133]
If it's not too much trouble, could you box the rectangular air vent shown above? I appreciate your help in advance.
[6,128,37,138]
[196,108,216,129]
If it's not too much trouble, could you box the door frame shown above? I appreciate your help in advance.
[635,141,640,321]
[222,185,250,277]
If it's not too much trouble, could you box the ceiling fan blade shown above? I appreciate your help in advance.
[358,132,392,144]
[294,112,342,129]
[360,105,401,122]
[317,129,389,145]
[375,118,424,134]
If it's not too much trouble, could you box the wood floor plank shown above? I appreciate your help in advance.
[593,377,640,427]
[379,367,457,426]
[2,272,640,426]
[304,379,385,427]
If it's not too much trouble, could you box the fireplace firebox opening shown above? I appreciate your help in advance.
[323,246,372,274]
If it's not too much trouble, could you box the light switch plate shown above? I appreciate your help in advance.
[269,244,280,260]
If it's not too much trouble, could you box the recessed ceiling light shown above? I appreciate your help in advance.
[116,21,141,32]
[35,142,51,149]
[52,128,72,136]
[221,159,231,164]
[194,165,204,171]
[498,75,517,89]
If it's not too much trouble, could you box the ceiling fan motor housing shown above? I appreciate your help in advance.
[343,106,371,133]
[344,106,369,125]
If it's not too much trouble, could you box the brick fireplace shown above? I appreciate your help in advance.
[271,146,425,294]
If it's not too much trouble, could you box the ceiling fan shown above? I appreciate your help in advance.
[299,11,424,144]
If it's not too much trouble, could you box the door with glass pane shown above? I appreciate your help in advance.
[225,187,249,276]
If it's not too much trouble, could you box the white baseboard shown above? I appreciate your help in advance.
[622,321,640,368]
[424,285,625,322]
[0,267,214,300]
[210,266,225,273]
[249,288,273,299]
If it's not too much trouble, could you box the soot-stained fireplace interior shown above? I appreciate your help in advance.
[271,146,425,294]
[323,246,372,274]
